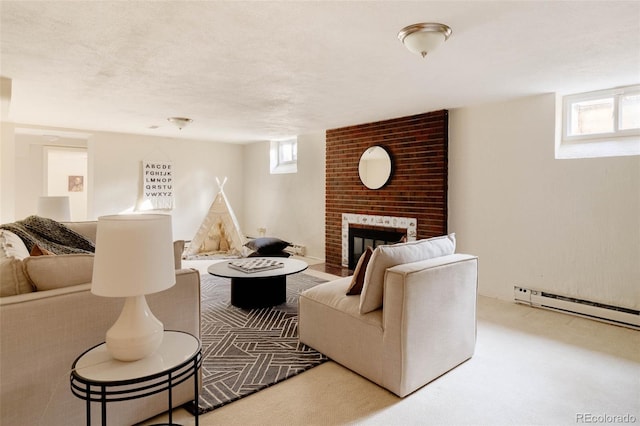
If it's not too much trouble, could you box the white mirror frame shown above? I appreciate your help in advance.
[358,146,392,189]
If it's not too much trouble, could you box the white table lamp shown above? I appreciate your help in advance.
[37,196,71,221]
[91,214,175,361]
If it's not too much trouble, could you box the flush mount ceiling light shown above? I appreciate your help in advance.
[397,23,452,58]
[167,117,193,130]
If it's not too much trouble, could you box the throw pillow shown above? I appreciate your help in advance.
[173,240,185,269]
[359,234,456,314]
[29,244,55,256]
[0,229,30,260]
[23,254,94,291]
[248,250,290,258]
[0,257,34,296]
[347,247,373,296]
[244,237,291,255]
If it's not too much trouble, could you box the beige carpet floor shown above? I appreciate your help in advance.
[143,267,639,426]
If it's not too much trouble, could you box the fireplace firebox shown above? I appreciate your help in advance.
[341,213,417,268]
[348,226,405,269]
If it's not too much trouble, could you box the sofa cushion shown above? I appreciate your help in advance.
[0,257,34,296]
[301,276,382,327]
[347,246,373,296]
[0,229,30,260]
[62,221,97,243]
[359,234,456,314]
[23,254,94,291]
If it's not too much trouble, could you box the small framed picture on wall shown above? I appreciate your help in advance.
[68,176,84,192]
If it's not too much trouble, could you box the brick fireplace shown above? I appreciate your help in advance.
[325,110,448,268]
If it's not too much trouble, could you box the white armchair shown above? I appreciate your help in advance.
[299,236,477,397]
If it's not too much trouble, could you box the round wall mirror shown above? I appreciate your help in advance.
[358,146,392,189]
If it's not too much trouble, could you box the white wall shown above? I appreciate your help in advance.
[2,126,244,241]
[449,94,640,310]
[8,93,637,309]
[89,132,244,241]
[0,121,15,224]
[243,132,325,259]
[45,146,87,221]
[11,134,88,221]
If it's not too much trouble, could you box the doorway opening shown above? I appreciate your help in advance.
[44,146,88,221]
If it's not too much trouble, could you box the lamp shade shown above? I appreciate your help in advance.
[91,214,175,298]
[37,196,71,221]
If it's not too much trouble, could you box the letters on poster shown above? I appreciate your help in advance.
[143,161,174,209]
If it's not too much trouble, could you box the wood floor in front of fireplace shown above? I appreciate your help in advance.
[308,262,352,277]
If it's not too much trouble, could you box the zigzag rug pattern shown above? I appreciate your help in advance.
[195,272,328,413]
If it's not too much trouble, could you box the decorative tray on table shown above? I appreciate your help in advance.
[228,258,285,273]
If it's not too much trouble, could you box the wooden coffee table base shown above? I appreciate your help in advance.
[230,276,286,309]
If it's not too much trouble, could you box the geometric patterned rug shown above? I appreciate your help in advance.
[189,272,329,414]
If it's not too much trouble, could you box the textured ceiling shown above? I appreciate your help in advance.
[1,1,639,143]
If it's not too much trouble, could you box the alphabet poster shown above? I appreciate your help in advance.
[143,161,174,209]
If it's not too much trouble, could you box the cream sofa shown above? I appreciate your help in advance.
[299,235,478,397]
[0,221,201,426]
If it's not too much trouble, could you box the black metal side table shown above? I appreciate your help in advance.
[70,330,201,426]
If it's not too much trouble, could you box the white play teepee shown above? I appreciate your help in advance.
[184,177,245,259]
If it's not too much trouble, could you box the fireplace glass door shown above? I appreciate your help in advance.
[348,227,405,269]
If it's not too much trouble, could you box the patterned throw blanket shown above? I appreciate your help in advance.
[0,215,95,254]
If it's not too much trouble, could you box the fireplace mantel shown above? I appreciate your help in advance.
[342,213,417,267]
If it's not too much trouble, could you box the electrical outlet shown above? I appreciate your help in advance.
[514,286,532,303]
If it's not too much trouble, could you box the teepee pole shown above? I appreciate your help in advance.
[216,176,228,191]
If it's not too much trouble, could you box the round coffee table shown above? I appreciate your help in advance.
[207,258,308,309]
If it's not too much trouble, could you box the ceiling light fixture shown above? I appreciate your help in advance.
[167,117,193,130]
[398,23,452,58]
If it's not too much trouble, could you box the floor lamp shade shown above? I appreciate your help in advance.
[37,196,71,221]
[91,214,176,361]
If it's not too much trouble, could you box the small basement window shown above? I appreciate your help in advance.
[557,85,640,159]
[270,137,298,174]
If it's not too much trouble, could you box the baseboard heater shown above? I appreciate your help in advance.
[514,286,640,330]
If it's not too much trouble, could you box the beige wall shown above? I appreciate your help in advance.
[3,125,325,258]
[449,94,640,309]
[0,121,15,224]
[12,135,88,221]
[242,132,325,259]
[3,93,638,310]
[3,127,244,241]
[89,132,244,241]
